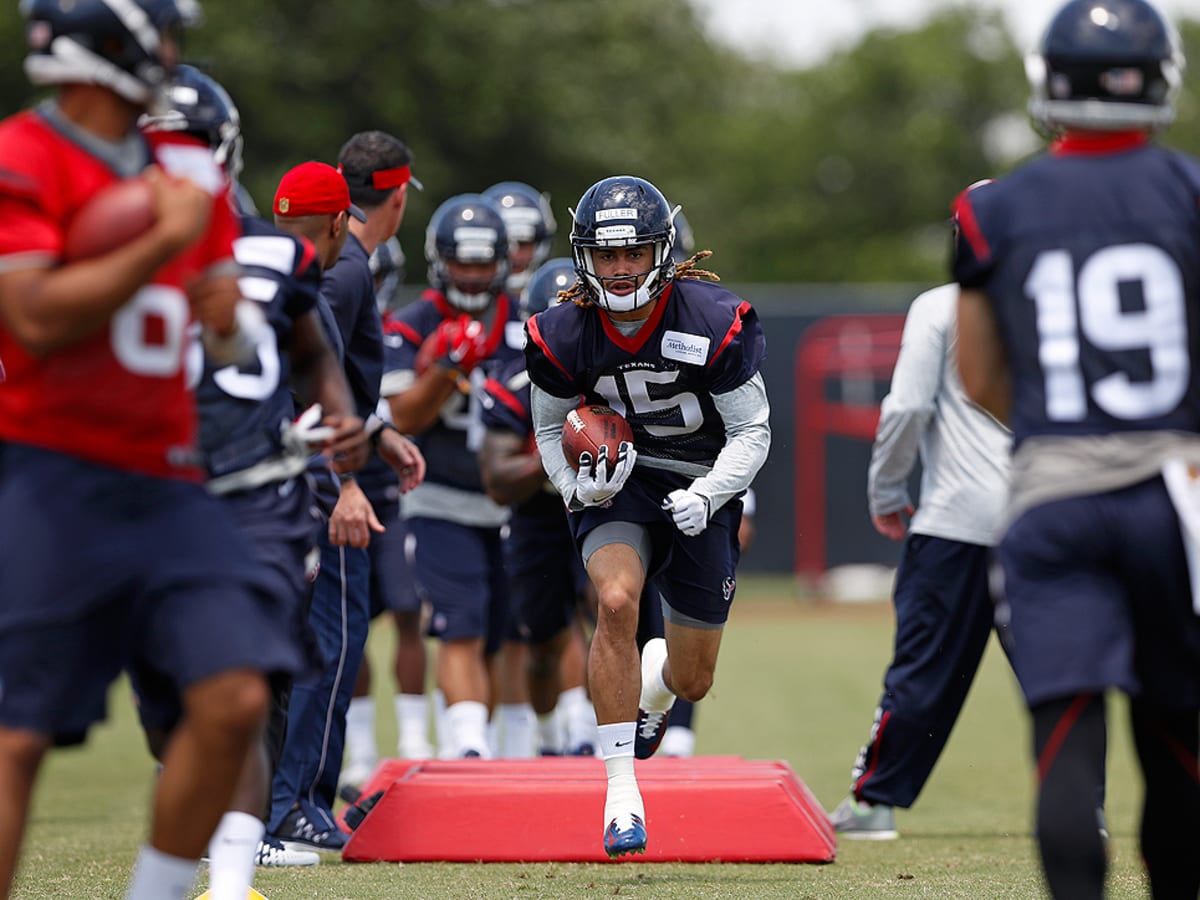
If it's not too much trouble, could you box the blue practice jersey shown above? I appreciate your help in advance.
[480,354,567,527]
[193,216,318,478]
[953,133,1200,447]
[387,289,525,493]
[321,233,381,420]
[524,278,766,468]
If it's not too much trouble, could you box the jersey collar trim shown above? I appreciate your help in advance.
[1051,131,1148,157]
[598,281,674,353]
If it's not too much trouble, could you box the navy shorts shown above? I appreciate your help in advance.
[133,478,325,733]
[505,516,588,645]
[409,516,510,651]
[0,444,305,742]
[367,500,420,619]
[568,466,742,627]
[1000,477,1200,709]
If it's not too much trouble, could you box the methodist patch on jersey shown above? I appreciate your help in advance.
[661,330,710,366]
[595,208,638,222]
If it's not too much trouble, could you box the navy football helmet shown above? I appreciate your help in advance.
[425,194,510,313]
[670,209,696,265]
[519,257,575,320]
[570,175,677,313]
[21,0,202,109]
[370,236,406,314]
[141,64,243,178]
[482,181,557,293]
[1026,0,1184,133]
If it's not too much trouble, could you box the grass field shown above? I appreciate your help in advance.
[13,575,1153,899]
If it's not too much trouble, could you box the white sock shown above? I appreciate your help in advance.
[433,690,452,759]
[445,700,491,758]
[205,811,264,900]
[536,711,562,754]
[344,696,377,771]
[639,640,675,712]
[597,723,643,827]
[124,845,199,900]
[559,686,597,751]
[498,703,536,758]
[395,693,432,758]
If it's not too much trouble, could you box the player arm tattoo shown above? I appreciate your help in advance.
[687,373,771,515]
[531,383,584,507]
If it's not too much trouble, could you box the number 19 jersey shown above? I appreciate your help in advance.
[952,132,1200,448]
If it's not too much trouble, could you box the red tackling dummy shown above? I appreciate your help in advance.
[562,404,633,472]
[62,176,157,261]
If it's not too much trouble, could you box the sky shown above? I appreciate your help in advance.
[692,0,1195,68]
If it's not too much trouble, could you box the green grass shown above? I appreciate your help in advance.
[13,580,1152,898]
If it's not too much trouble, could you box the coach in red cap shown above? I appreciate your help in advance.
[274,160,367,224]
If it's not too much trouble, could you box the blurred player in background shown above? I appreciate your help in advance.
[0,3,305,898]
[385,194,525,759]
[828,283,1011,840]
[140,68,371,886]
[480,257,599,757]
[955,2,1200,895]
[483,181,557,295]
[525,175,770,857]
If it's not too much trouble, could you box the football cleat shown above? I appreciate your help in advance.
[255,834,319,867]
[828,796,899,841]
[604,813,647,858]
[634,707,673,759]
[273,806,348,852]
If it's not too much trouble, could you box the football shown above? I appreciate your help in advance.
[63,177,157,262]
[561,404,634,471]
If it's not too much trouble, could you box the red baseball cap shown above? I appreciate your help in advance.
[273,161,367,222]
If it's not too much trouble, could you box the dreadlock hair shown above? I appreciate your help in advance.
[561,249,720,308]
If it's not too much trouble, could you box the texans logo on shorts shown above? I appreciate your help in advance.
[722,577,736,602]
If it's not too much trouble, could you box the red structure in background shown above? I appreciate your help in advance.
[794,314,905,578]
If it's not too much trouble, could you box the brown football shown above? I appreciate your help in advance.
[562,404,634,472]
[63,177,157,262]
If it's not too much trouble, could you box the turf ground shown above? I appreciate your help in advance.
[13,575,1152,899]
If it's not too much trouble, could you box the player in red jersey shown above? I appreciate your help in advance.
[0,3,306,899]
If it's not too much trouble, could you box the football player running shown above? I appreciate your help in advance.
[955,1,1200,896]
[524,176,770,857]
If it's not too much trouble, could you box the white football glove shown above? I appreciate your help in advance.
[663,488,709,536]
[574,441,637,507]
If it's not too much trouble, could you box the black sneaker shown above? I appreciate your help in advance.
[273,806,347,852]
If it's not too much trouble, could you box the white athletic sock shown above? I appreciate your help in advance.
[445,700,491,758]
[559,686,597,751]
[205,811,264,900]
[433,690,453,759]
[639,638,676,712]
[395,693,433,758]
[497,703,537,758]
[597,722,643,827]
[536,711,562,754]
[344,696,377,771]
[124,845,199,900]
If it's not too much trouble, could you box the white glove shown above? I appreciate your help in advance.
[574,441,637,507]
[663,488,709,536]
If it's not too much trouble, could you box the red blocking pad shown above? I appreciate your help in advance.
[341,757,836,863]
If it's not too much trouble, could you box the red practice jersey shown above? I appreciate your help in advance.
[0,109,239,479]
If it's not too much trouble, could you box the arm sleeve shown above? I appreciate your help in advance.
[531,383,582,508]
[867,293,945,516]
[686,372,771,515]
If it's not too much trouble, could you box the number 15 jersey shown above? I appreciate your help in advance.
[524,277,766,472]
[952,132,1200,448]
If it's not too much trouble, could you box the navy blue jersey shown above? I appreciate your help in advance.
[387,290,525,493]
[193,216,319,478]
[321,233,382,420]
[481,354,567,525]
[953,134,1200,447]
[524,278,766,467]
